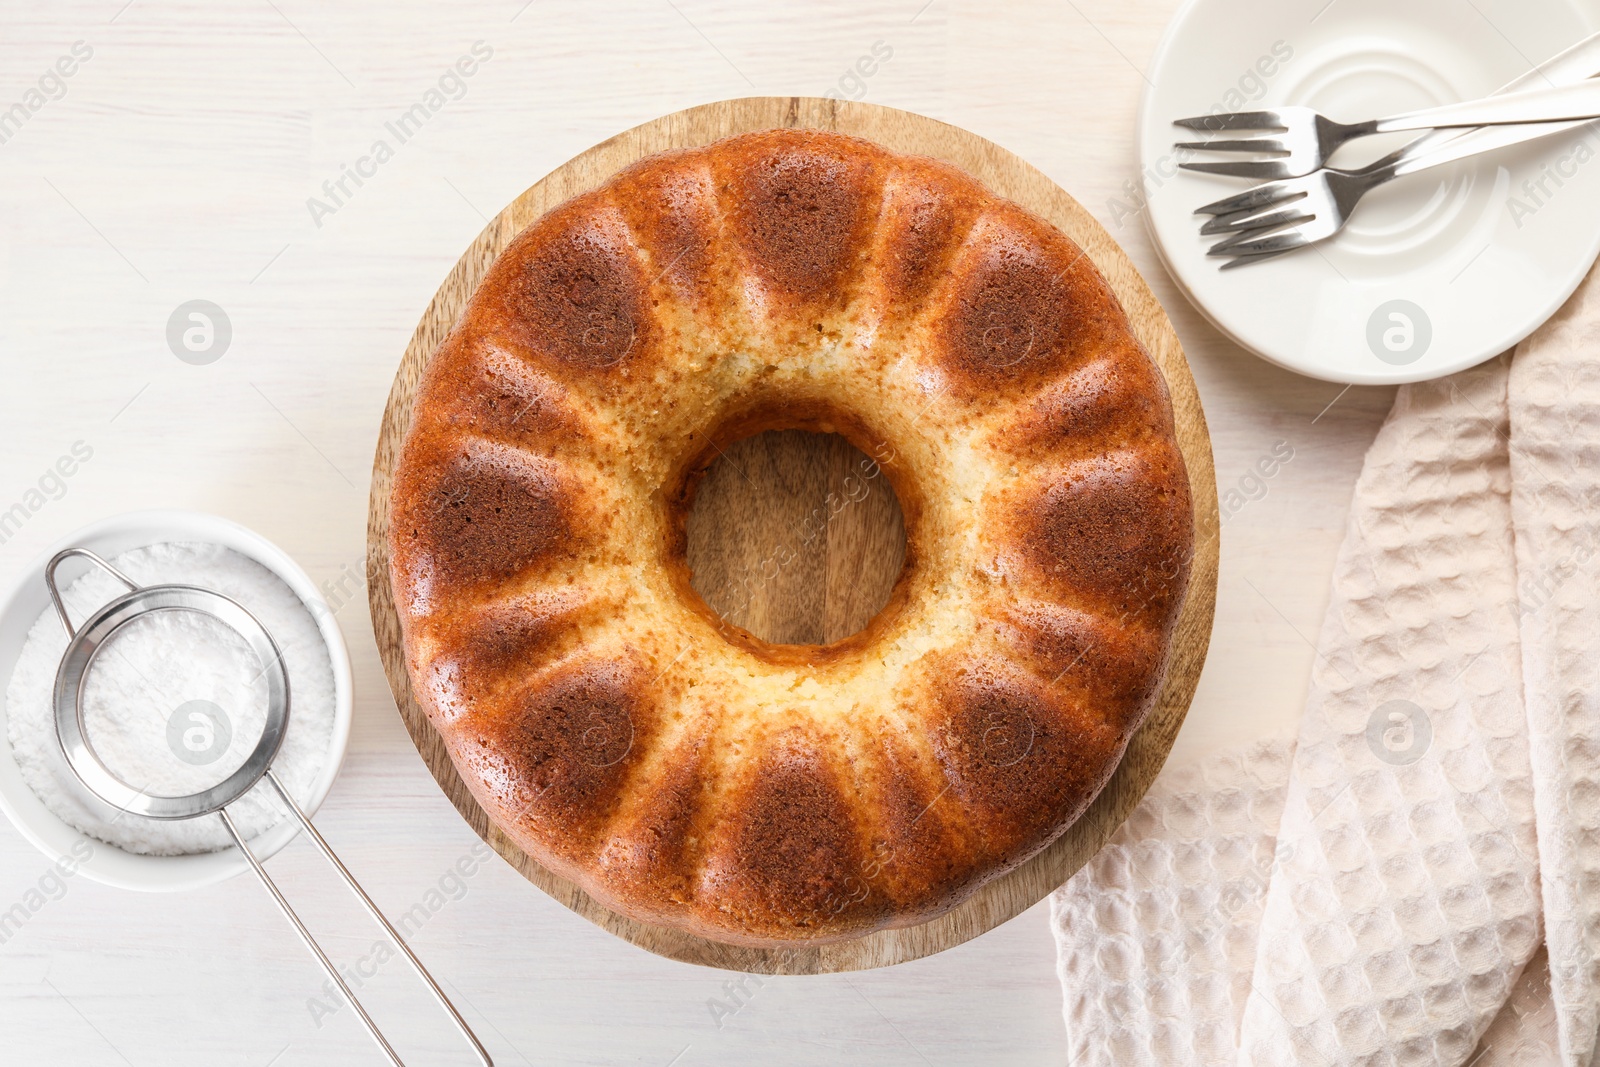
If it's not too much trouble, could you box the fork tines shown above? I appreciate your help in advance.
[1171,111,1288,132]
[1195,183,1302,217]
[1199,202,1311,236]
[1209,229,1312,258]
[1173,136,1291,154]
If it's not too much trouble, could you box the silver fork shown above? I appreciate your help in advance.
[1195,29,1600,267]
[1173,77,1600,181]
[1200,119,1581,265]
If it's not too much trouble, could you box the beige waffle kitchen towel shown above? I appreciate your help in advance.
[1234,357,1541,1063]
[1052,263,1600,1064]
[1476,948,1563,1067]
[1051,731,1296,1066]
[1050,735,1558,1066]
[1508,272,1600,1067]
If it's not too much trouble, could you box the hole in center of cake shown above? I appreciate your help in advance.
[684,430,907,646]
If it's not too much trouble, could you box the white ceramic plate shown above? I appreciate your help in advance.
[1140,0,1600,384]
[0,511,353,892]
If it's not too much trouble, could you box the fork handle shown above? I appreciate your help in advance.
[1375,80,1600,132]
[1388,118,1577,179]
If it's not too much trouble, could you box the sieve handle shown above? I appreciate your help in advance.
[218,775,495,1066]
[44,548,139,639]
[262,771,495,1067]
[218,805,405,1065]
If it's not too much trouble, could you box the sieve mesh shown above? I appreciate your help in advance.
[78,606,270,799]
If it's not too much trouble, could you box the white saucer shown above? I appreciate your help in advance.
[1139,0,1600,384]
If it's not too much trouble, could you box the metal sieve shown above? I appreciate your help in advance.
[45,547,492,1066]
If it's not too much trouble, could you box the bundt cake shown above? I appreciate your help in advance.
[389,128,1194,947]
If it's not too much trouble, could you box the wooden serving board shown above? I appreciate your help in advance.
[367,97,1220,974]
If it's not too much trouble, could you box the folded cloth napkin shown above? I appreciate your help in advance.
[1508,274,1600,1067]
[1236,356,1541,1065]
[1051,734,1558,1066]
[1052,731,1296,1065]
[1052,263,1600,1066]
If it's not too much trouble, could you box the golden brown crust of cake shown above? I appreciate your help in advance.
[389,128,1194,946]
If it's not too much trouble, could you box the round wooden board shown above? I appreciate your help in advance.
[366,97,1220,975]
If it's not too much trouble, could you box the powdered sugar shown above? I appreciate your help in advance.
[4,541,335,855]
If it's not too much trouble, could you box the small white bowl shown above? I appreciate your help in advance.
[0,510,353,892]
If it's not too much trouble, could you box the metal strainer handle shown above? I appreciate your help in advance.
[225,771,496,1067]
[44,547,137,638]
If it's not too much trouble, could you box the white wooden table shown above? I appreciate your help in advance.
[0,1,1397,1063]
